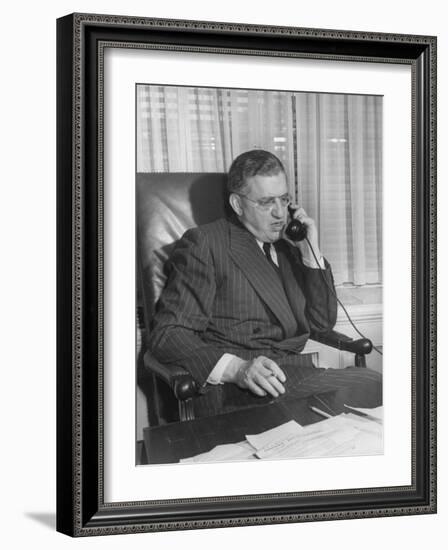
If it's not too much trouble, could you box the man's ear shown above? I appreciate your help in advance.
[229,193,242,216]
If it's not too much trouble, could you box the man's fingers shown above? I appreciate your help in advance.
[259,371,285,395]
[255,364,274,378]
[266,375,285,395]
[291,206,315,228]
[256,375,279,398]
[240,357,287,397]
[260,358,286,383]
[291,206,307,219]
[246,379,267,397]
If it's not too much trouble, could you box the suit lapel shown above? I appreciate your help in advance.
[228,219,298,336]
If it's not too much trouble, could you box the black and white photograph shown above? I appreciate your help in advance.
[1,0,443,546]
[136,84,384,465]
[53,8,436,539]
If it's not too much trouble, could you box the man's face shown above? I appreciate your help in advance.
[234,172,289,243]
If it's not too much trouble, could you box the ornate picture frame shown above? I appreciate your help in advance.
[56,13,436,536]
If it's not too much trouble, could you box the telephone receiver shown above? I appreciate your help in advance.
[285,205,307,242]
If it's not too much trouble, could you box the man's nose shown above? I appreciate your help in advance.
[271,199,286,218]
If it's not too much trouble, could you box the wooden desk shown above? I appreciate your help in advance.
[143,391,345,464]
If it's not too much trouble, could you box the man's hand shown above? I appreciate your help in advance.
[222,355,286,397]
[283,206,323,268]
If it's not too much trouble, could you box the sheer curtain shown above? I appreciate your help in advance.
[137,86,295,192]
[295,93,382,285]
[136,85,382,286]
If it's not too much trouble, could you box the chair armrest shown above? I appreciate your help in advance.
[311,330,373,355]
[143,351,199,400]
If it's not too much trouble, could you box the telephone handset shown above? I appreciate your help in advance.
[285,205,307,242]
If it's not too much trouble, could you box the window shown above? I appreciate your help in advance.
[137,85,382,289]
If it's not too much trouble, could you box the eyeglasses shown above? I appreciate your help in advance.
[236,193,291,211]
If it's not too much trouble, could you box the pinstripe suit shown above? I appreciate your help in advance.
[149,216,381,416]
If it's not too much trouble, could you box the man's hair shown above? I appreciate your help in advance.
[227,149,286,194]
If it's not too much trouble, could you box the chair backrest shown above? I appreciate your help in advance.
[136,172,228,325]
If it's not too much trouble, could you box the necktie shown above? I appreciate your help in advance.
[262,242,280,274]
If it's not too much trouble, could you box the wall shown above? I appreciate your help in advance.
[1,1,445,549]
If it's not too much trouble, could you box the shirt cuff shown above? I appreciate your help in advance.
[206,353,238,385]
[302,255,326,269]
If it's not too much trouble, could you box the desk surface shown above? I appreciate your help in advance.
[143,392,344,464]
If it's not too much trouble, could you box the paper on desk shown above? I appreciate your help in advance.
[179,441,256,464]
[250,414,383,460]
[246,420,303,453]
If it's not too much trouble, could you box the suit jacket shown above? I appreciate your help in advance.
[148,216,337,386]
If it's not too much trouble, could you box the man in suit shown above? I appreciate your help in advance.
[149,150,381,416]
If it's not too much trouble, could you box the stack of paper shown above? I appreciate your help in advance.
[247,414,382,460]
[179,440,256,464]
[180,407,383,464]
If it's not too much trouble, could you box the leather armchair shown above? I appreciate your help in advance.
[136,172,372,424]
